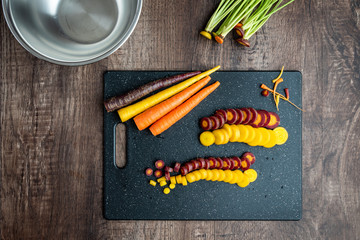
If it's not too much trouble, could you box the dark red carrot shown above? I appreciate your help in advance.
[149,81,220,136]
[104,71,201,112]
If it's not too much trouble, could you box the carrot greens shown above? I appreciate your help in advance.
[200,0,295,46]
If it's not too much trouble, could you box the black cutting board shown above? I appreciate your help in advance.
[103,71,302,220]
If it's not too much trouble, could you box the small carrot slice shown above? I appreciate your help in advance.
[205,170,214,181]
[247,128,263,146]
[237,174,250,188]
[244,125,256,143]
[263,130,277,148]
[244,169,258,182]
[118,66,220,122]
[134,76,211,130]
[213,129,225,145]
[258,128,271,146]
[274,127,289,145]
[218,170,226,181]
[223,170,233,183]
[149,81,220,136]
[237,124,249,142]
[219,129,230,144]
[199,131,215,146]
[186,173,196,183]
[222,124,233,138]
[175,175,183,184]
[199,169,208,179]
[229,125,240,142]
[234,170,244,183]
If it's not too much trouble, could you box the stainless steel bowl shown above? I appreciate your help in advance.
[2,0,142,65]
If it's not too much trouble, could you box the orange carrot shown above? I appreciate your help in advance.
[149,81,220,136]
[134,76,211,130]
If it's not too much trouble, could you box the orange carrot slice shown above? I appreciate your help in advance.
[149,82,220,136]
[134,76,211,130]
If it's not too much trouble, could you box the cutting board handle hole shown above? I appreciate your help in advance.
[115,123,127,168]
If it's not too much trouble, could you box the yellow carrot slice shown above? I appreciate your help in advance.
[118,66,221,122]
[134,76,211,130]
[149,81,220,136]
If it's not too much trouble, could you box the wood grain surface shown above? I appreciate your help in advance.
[1,0,360,239]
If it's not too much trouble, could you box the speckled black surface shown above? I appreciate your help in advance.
[103,71,302,220]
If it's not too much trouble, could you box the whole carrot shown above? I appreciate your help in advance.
[104,71,201,112]
[149,81,220,136]
[134,76,212,130]
[118,66,221,122]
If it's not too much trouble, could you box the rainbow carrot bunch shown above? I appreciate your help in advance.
[107,66,221,136]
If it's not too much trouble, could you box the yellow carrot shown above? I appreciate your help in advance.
[149,81,220,136]
[117,66,221,122]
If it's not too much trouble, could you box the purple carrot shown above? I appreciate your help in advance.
[104,71,201,112]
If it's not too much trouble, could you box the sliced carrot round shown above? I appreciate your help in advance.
[193,170,202,181]
[229,172,239,184]
[176,175,183,184]
[222,124,233,138]
[258,127,271,146]
[199,131,215,146]
[263,130,277,148]
[213,129,225,145]
[211,169,220,181]
[218,170,226,181]
[274,127,288,145]
[237,174,250,188]
[234,170,244,183]
[199,169,208,179]
[248,128,263,146]
[229,125,240,142]
[219,129,230,144]
[237,125,249,142]
[205,170,214,181]
[244,125,256,143]
[244,169,258,182]
[223,170,233,182]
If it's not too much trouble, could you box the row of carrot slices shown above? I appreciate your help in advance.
[151,168,258,195]
[200,108,280,131]
[200,124,288,147]
[146,153,257,194]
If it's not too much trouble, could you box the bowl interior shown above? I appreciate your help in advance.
[4,0,141,64]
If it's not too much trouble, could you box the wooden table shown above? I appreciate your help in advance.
[1,1,359,239]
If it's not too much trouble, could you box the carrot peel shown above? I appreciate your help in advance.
[272,66,284,83]
[260,84,304,112]
[273,78,283,110]
[133,76,211,130]
[149,81,221,136]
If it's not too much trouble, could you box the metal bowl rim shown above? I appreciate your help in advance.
[1,0,143,66]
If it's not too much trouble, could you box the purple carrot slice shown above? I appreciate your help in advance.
[145,168,153,176]
[199,117,213,131]
[215,109,228,122]
[173,162,181,172]
[154,170,163,178]
[155,160,165,169]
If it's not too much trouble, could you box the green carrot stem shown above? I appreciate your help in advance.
[205,0,239,32]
